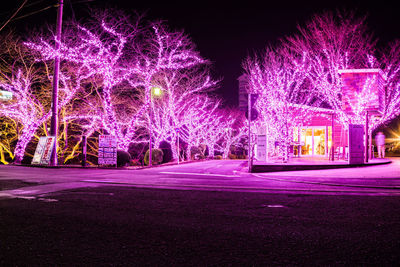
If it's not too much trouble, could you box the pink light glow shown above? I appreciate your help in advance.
[244,46,318,162]
[25,14,222,158]
[0,68,84,162]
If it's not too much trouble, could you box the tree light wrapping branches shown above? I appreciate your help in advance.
[284,10,378,128]
[26,13,213,153]
[25,13,143,151]
[0,66,86,162]
[176,96,221,160]
[378,40,400,127]
[149,67,218,159]
[126,22,213,155]
[244,46,318,162]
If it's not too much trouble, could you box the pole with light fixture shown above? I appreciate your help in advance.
[149,86,162,166]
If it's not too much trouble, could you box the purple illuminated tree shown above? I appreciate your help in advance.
[284,10,377,127]
[26,11,213,153]
[0,66,88,163]
[285,10,400,132]
[218,111,246,159]
[0,117,18,164]
[244,46,318,162]
[25,12,143,151]
[149,67,218,159]
[378,40,400,126]
[0,34,91,164]
[175,95,221,160]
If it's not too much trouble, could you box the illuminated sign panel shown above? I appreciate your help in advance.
[31,136,56,165]
[98,135,117,166]
[0,90,13,100]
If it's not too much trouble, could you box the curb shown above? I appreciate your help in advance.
[250,160,392,173]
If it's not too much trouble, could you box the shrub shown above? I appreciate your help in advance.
[117,150,131,167]
[190,146,201,160]
[215,155,223,160]
[144,149,164,166]
[228,153,237,159]
[159,141,173,163]
[237,154,247,159]
[130,158,141,166]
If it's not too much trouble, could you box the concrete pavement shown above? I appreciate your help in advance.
[0,158,399,199]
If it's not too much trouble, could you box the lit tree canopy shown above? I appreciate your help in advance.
[284,10,381,127]
[24,10,224,164]
[244,46,318,161]
[378,40,400,126]
[25,11,216,153]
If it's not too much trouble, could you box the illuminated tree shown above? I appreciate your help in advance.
[0,64,90,163]
[149,67,218,159]
[176,95,220,160]
[26,11,211,153]
[201,112,226,158]
[0,117,18,164]
[378,40,400,127]
[25,11,142,151]
[244,46,318,162]
[284,10,377,127]
[219,112,246,159]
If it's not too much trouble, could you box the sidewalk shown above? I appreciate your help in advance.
[252,156,392,172]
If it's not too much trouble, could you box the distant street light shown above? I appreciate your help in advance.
[152,87,162,96]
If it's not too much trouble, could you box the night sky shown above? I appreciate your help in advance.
[2,1,400,114]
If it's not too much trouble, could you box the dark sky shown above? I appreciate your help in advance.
[2,0,400,109]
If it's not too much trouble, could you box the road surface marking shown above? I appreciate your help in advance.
[160,171,239,178]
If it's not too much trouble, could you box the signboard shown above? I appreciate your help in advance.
[0,90,13,101]
[98,135,117,165]
[256,135,266,161]
[238,74,249,112]
[31,136,56,165]
[348,124,364,164]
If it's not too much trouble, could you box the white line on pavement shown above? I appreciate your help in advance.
[160,171,239,178]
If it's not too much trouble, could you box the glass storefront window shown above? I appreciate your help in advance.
[314,128,325,155]
[299,126,328,156]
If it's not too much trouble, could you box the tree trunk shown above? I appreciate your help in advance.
[208,143,215,159]
[13,124,38,163]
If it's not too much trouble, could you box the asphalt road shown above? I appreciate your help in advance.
[1,158,400,198]
[1,186,399,266]
[1,159,400,266]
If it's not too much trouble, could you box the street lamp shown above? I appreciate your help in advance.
[149,86,163,166]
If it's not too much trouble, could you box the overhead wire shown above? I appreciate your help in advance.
[0,0,28,32]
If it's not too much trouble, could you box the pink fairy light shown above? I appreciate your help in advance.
[244,46,318,162]
[0,67,85,162]
[26,16,214,153]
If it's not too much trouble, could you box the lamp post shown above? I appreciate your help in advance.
[175,128,180,164]
[149,86,162,166]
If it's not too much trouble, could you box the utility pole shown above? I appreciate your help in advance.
[50,0,64,166]
[248,93,252,172]
[149,92,153,167]
[177,130,180,164]
[365,111,369,163]
[331,113,335,161]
